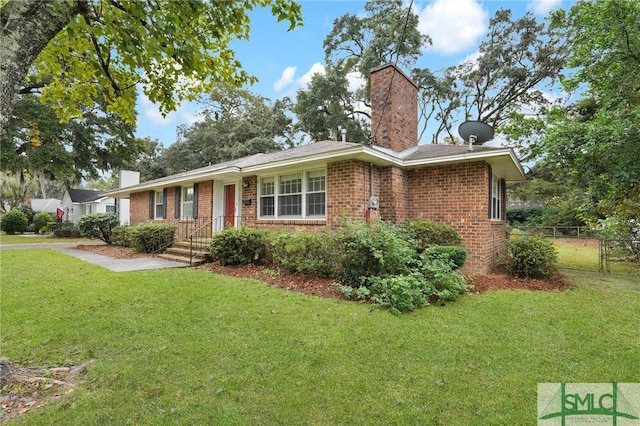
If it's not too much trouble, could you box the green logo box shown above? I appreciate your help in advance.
[538,383,640,425]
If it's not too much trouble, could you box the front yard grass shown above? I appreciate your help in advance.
[1,249,639,424]
[0,233,91,245]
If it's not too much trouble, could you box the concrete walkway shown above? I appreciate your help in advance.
[0,242,187,272]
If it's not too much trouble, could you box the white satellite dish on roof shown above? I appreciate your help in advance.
[458,120,495,151]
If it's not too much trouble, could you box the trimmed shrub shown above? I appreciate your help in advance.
[78,213,119,244]
[336,220,418,287]
[400,220,462,252]
[270,231,335,276]
[501,236,558,279]
[424,245,467,270]
[210,227,268,265]
[33,212,55,234]
[132,222,177,253]
[111,225,138,248]
[52,226,81,238]
[0,209,28,234]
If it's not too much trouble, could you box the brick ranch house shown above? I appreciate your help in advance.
[105,63,525,274]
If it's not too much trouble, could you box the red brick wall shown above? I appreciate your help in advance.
[406,162,506,274]
[129,191,149,225]
[379,166,410,223]
[370,63,418,152]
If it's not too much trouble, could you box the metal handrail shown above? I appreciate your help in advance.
[188,219,213,266]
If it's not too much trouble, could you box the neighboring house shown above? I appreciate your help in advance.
[60,188,116,224]
[29,198,61,214]
[104,63,525,274]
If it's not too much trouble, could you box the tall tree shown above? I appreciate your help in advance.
[0,0,302,135]
[426,9,568,143]
[536,0,640,221]
[294,0,427,143]
[1,93,145,189]
[161,84,294,175]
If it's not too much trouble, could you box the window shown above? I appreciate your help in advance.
[155,190,164,219]
[259,169,326,219]
[306,170,326,216]
[278,173,302,216]
[182,186,194,219]
[260,177,275,217]
[490,172,502,220]
[106,205,116,214]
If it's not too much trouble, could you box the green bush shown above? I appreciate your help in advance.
[210,227,268,265]
[132,222,177,253]
[367,274,429,313]
[0,209,28,234]
[419,258,469,301]
[111,225,138,248]
[78,213,119,244]
[501,236,558,279]
[52,226,81,238]
[400,220,462,252]
[270,231,335,276]
[33,212,55,234]
[336,220,418,287]
[424,245,467,270]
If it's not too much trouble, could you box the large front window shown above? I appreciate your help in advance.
[182,186,194,219]
[259,169,326,219]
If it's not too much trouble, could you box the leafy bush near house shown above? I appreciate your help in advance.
[78,213,119,244]
[0,209,29,234]
[501,236,558,279]
[132,222,177,253]
[336,220,418,287]
[111,225,138,248]
[33,212,55,234]
[210,227,268,265]
[400,220,462,252]
[269,231,335,276]
[424,245,467,270]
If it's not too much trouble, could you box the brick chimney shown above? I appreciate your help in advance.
[370,63,418,152]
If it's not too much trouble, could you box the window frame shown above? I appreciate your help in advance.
[489,171,503,221]
[181,185,194,219]
[154,190,164,219]
[258,168,326,220]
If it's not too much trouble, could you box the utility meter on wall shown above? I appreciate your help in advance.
[368,196,379,210]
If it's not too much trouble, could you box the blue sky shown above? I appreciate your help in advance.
[135,0,573,147]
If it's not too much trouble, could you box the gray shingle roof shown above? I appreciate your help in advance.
[66,188,104,203]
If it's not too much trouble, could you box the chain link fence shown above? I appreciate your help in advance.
[517,227,640,276]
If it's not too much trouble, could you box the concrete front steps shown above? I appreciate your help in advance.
[157,240,211,266]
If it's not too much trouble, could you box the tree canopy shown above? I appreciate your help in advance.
[531,0,640,222]
[160,84,294,175]
[0,0,302,135]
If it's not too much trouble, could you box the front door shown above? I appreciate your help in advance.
[224,184,235,228]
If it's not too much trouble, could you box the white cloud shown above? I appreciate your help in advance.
[272,63,326,98]
[274,66,297,92]
[139,92,200,127]
[296,62,326,88]
[417,0,488,55]
[346,70,366,93]
[528,0,563,16]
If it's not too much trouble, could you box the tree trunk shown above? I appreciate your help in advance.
[0,0,85,136]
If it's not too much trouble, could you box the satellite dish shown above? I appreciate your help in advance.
[458,120,495,145]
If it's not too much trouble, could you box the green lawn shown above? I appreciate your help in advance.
[554,238,640,274]
[0,233,91,245]
[1,249,639,425]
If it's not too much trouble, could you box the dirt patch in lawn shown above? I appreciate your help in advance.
[0,359,94,424]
